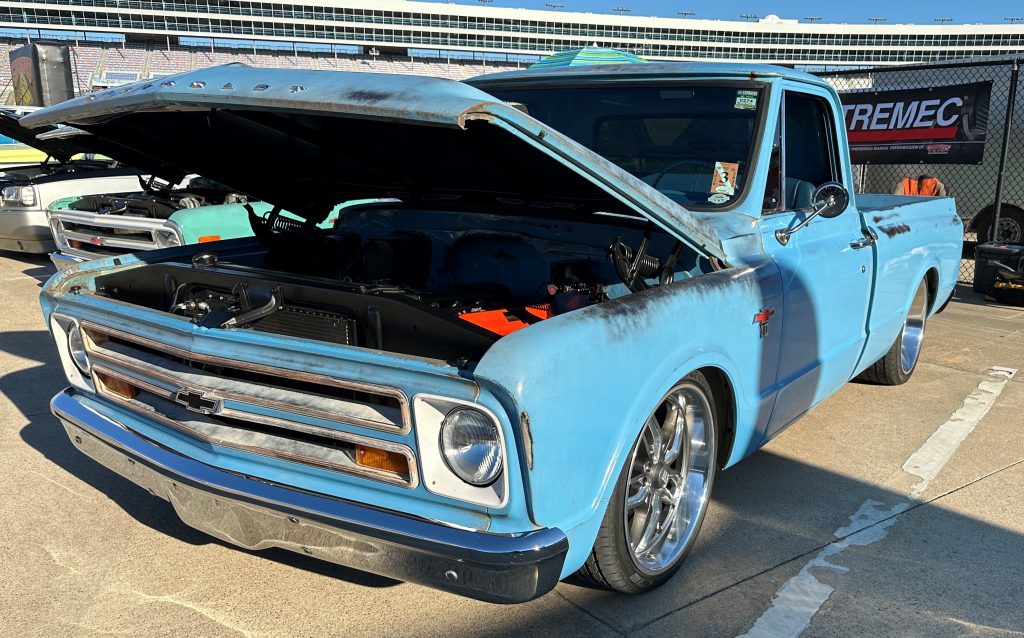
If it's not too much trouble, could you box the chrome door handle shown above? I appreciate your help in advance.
[850,228,877,250]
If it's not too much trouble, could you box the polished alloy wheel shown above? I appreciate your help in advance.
[623,382,715,575]
[900,280,929,375]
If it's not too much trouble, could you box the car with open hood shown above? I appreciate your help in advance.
[27,63,962,603]
[0,108,154,254]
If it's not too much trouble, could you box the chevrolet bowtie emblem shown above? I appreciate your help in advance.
[753,307,776,339]
[174,389,220,414]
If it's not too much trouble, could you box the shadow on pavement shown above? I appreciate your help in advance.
[5,328,399,589]
[5,334,1022,634]
[1,252,54,286]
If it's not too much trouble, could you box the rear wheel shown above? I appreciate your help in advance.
[857,278,929,385]
[577,371,717,593]
[977,206,1024,244]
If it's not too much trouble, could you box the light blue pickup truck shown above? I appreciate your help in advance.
[27,63,962,603]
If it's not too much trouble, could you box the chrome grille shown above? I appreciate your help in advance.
[49,210,164,257]
[81,322,416,488]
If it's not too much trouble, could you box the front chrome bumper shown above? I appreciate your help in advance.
[51,389,568,603]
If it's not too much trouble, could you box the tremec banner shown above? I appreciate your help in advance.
[839,82,992,164]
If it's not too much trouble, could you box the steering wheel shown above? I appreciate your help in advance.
[647,159,716,191]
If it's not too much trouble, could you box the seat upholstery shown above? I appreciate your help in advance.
[786,177,814,209]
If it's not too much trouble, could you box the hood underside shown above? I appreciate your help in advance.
[0,110,82,162]
[22,64,725,262]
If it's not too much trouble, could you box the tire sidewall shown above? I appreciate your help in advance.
[601,371,719,592]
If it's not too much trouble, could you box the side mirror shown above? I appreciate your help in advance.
[775,181,850,245]
[813,181,850,219]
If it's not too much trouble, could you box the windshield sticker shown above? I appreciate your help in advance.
[708,193,731,204]
[711,161,739,196]
[735,90,758,110]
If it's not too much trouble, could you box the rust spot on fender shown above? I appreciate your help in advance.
[519,411,534,470]
[575,266,758,343]
[345,89,392,102]
[872,212,898,223]
[879,223,911,238]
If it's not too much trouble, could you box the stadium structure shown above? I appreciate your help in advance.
[0,0,1023,99]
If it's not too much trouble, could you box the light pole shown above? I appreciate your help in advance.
[1005,17,1024,24]
[804,16,821,23]
[740,13,758,22]
[613,7,630,15]
[934,17,953,24]
[546,3,563,9]
[868,17,887,24]
[678,11,694,18]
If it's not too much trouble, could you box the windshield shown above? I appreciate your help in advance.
[487,83,764,209]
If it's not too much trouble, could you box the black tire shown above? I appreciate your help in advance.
[857,278,929,385]
[976,205,1024,244]
[577,371,718,593]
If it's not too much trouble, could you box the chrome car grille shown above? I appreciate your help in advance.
[80,322,417,488]
[54,219,158,255]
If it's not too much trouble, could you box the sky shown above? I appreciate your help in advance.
[439,0,1022,25]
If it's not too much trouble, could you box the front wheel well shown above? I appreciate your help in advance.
[696,366,736,470]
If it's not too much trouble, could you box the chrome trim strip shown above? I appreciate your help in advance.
[81,321,412,433]
[87,341,405,433]
[91,363,418,489]
[51,388,568,604]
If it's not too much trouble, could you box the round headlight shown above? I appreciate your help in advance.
[439,408,503,486]
[67,322,91,374]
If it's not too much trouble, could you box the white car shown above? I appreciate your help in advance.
[0,108,146,254]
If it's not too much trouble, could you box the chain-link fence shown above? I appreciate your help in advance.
[819,58,1023,283]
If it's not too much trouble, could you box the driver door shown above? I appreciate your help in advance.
[759,85,875,439]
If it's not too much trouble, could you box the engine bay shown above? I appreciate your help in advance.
[92,206,706,364]
[68,175,249,219]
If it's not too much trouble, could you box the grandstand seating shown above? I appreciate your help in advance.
[0,39,523,102]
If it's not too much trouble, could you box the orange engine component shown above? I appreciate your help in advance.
[458,304,554,336]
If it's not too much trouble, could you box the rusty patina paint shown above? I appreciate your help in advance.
[879,223,911,238]
[519,412,534,470]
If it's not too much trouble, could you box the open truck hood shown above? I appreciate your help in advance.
[22,64,725,262]
[0,108,185,182]
[0,109,83,162]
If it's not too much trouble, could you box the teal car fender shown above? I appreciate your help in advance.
[473,260,784,575]
[169,201,275,244]
[171,200,369,244]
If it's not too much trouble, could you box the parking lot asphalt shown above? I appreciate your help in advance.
[1,251,1022,638]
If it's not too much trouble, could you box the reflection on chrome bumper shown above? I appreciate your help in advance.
[50,251,84,271]
[51,389,568,603]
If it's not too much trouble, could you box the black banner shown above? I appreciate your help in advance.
[839,81,992,165]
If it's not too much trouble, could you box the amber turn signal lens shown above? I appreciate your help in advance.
[355,445,408,475]
[96,371,138,401]
[198,235,222,243]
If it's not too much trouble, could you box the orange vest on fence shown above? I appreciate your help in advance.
[898,176,944,196]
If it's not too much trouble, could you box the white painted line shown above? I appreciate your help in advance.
[739,366,1017,638]
[903,366,1016,499]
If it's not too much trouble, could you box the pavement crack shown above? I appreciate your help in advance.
[29,470,94,500]
[554,590,626,636]
[919,360,1024,385]
[126,589,254,637]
